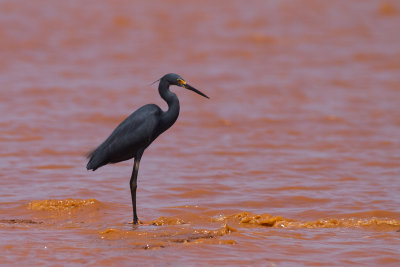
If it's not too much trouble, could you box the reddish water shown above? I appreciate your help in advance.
[1,0,400,265]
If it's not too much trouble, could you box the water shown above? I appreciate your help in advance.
[1,0,400,265]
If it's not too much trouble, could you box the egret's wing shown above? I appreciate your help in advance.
[86,104,161,170]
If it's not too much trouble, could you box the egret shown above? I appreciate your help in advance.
[86,73,209,224]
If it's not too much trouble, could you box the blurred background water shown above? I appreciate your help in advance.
[1,0,400,265]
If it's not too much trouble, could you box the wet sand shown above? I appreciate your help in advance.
[1,0,400,265]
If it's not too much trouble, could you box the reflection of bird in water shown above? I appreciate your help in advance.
[86,73,209,224]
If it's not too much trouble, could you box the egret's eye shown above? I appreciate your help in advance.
[177,79,186,85]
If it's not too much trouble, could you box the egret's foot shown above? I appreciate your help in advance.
[128,219,146,225]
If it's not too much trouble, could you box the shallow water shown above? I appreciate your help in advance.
[1,0,400,266]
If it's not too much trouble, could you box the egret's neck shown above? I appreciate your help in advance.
[159,79,180,128]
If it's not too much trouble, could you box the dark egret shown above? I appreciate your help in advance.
[86,73,209,224]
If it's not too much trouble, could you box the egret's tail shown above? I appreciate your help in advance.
[86,149,102,171]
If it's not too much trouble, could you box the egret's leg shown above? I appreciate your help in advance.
[130,151,143,224]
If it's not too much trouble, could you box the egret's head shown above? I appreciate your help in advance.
[162,73,184,86]
[161,73,209,99]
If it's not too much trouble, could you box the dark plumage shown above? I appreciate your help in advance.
[86,73,209,224]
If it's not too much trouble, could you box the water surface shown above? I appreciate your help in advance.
[1,0,400,265]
